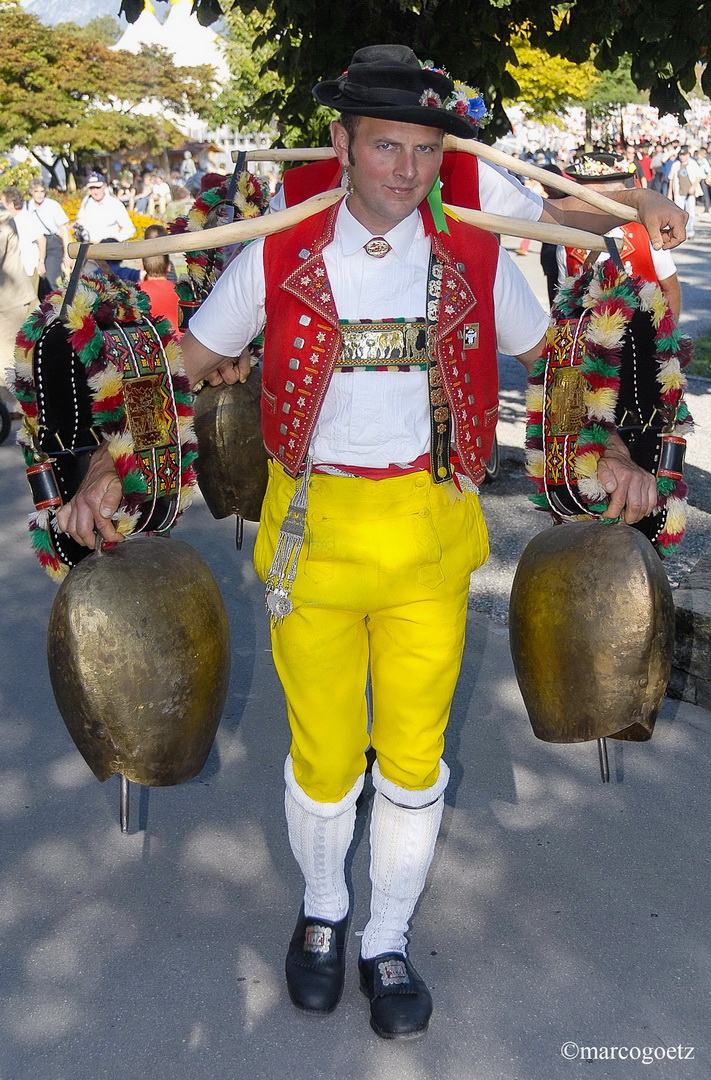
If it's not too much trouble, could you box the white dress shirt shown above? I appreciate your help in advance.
[190,200,549,469]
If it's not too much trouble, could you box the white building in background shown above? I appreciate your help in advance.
[112,0,275,176]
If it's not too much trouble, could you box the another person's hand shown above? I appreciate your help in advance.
[597,437,658,525]
[636,191,687,250]
[205,347,253,386]
[56,443,124,548]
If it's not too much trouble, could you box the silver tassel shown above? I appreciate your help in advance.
[265,457,313,625]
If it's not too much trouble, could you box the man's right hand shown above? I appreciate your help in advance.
[205,347,253,386]
[55,442,124,548]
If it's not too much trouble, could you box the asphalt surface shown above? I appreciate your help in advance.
[1,221,710,1080]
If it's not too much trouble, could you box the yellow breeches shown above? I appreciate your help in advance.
[253,460,490,803]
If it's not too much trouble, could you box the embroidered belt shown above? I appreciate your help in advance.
[337,319,428,371]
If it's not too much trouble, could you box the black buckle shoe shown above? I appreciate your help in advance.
[285,905,348,1014]
[358,952,432,1039]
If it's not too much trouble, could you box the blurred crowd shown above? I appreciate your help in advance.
[519,142,710,234]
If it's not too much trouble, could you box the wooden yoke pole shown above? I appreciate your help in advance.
[444,206,622,253]
[238,142,638,222]
[442,136,639,222]
[68,179,623,263]
[67,188,344,261]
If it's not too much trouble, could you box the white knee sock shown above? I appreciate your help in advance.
[360,759,449,960]
[284,756,364,923]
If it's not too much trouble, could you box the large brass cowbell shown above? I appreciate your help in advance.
[509,522,675,780]
[47,536,231,828]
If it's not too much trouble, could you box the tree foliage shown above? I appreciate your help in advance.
[118,0,710,143]
[203,6,282,134]
[505,33,602,123]
[57,14,122,44]
[0,1,218,181]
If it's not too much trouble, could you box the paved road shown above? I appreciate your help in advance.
[0,219,709,1080]
[2,442,711,1080]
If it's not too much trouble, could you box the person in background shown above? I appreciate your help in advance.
[139,252,180,332]
[0,204,39,415]
[649,142,666,193]
[25,178,72,297]
[143,223,177,282]
[0,186,46,294]
[661,141,680,196]
[637,142,654,187]
[623,144,647,187]
[116,171,136,213]
[180,151,197,181]
[97,238,140,283]
[134,172,155,216]
[669,146,702,240]
[537,164,565,306]
[75,174,136,243]
[694,146,711,215]
[151,173,171,218]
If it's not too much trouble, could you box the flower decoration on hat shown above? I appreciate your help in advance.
[445,82,489,127]
[421,62,489,129]
[420,89,444,108]
[573,156,636,177]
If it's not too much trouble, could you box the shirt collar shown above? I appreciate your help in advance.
[335,199,424,259]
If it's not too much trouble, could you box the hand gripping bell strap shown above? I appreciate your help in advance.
[524,261,694,557]
[12,274,198,579]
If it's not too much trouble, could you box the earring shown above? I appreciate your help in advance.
[343,167,353,195]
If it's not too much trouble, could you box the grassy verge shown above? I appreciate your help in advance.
[687,329,711,378]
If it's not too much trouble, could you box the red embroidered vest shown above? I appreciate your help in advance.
[566,221,658,282]
[282,151,482,211]
[261,198,499,485]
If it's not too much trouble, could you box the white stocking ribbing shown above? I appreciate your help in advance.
[360,758,450,960]
[284,756,364,923]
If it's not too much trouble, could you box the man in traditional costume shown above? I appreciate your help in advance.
[272,97,688,255]
[59,46,658,1039]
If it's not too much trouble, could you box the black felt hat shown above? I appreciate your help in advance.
[565,152,637,185]
[312,44,476,139]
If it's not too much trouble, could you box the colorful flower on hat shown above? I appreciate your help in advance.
[420,90,443,108]
[420,62,489,127]
[422,61,448,76]
[573,156,636,177]
[445,82,489,127]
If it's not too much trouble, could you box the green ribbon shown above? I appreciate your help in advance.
[427,174,449,235]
